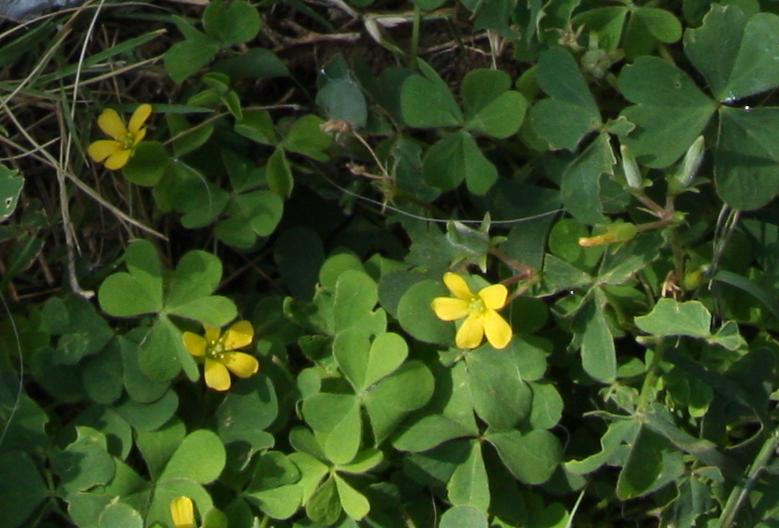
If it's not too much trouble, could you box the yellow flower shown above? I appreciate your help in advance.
[87,103,152,170]
[182,320,259,391]
[431,272,513,350]
[169,496,195,528]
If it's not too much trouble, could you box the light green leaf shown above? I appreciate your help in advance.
[164,32,220,84]
[51,427,115,494]
[305,476,341,525]
[98,240,163,317]
[635,298,712,338]
[283,115,332,162]
[440,506,488,528]
[333,474,369,520]
[98,503,143,528]
[334,330,407,392]
[333,270,383,335]
[160,429,226,484]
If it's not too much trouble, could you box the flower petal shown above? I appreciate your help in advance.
[456,312,484,349]
[170,496,195,528]
[484,309,512,349]
[443,272,473,300]
[478,284,508,310]
[431,297,469,321]
[205,358,231,391]
[87,140,121,162]
[182,332,206,357]
[222,320,254,350]
[104,148,132,170]
[204,324,221,344]
[97,108,127,140]
[128,103,152,134]
[221,351,259,378]
[133,127,147,146]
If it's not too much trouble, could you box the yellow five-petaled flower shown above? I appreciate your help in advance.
[432,272,513,350]
[87,104,152,170]
[170,496,195,528]
[182,320,259,391]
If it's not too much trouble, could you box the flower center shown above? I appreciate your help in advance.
[468,296,486,314]
[206,339,226,360]
[120,132,136,150]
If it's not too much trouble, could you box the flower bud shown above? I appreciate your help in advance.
[678,135,705,188]
[578,222,637,247]
[620,144,642,190]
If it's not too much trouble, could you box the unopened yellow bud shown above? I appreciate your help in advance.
[578,222,637,247]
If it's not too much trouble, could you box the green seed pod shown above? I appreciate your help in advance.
[620,144,642,190]
[679,136,705,188]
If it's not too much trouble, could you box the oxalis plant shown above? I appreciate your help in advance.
[1,0,779,527]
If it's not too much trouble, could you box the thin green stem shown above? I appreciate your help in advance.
[410,5,422,67]
[718,428,779,528]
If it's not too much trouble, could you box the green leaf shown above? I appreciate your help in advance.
[634,298,712,338]
[576,297,617,383]
[0,451,48,528]
[234,110,278,145]
[145,478,213,528]
[616,426,666,499]
[316,57,368,128]
[334,330,407,392]
[306,476,341,525]
[396,279,453,346]
[99,240,163,316]
[302,393,362,464]
[422,131,498,195]
[447,440,489,512]
[531,47,601,150]
[486,429,562,485]
[115,389,179,433]
[216,375,278,448]
[685,5,779,102]
[618,57,716,168]
[138,317,183,381]
[401,59,463,128]
[0,165,23,222]
[337,448,384,474]
[136,419,186,480]
[160,429,226,484]
[120,334,169,403]
[333,270,382,335]
[202,0,262,46]
[465,346,532,430]
[166,250,223,306]
[528,382,564,430]
[333,474,370,520]
[51,427,115,494]
[363,361,435,443]
[164,32,220,83]
[166,296,237,327]
[214,48,289,80]
[282,115,332,162]
[267,147,293,199]
[440,506,488,528]
[461,69,527,139]
[122,141,170,187]
[82,340,124,404]
[98,503,143,528]
[566,418,640,475]
[715,106,779,210]
[560,132,614,225]
[245,452,302,520]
